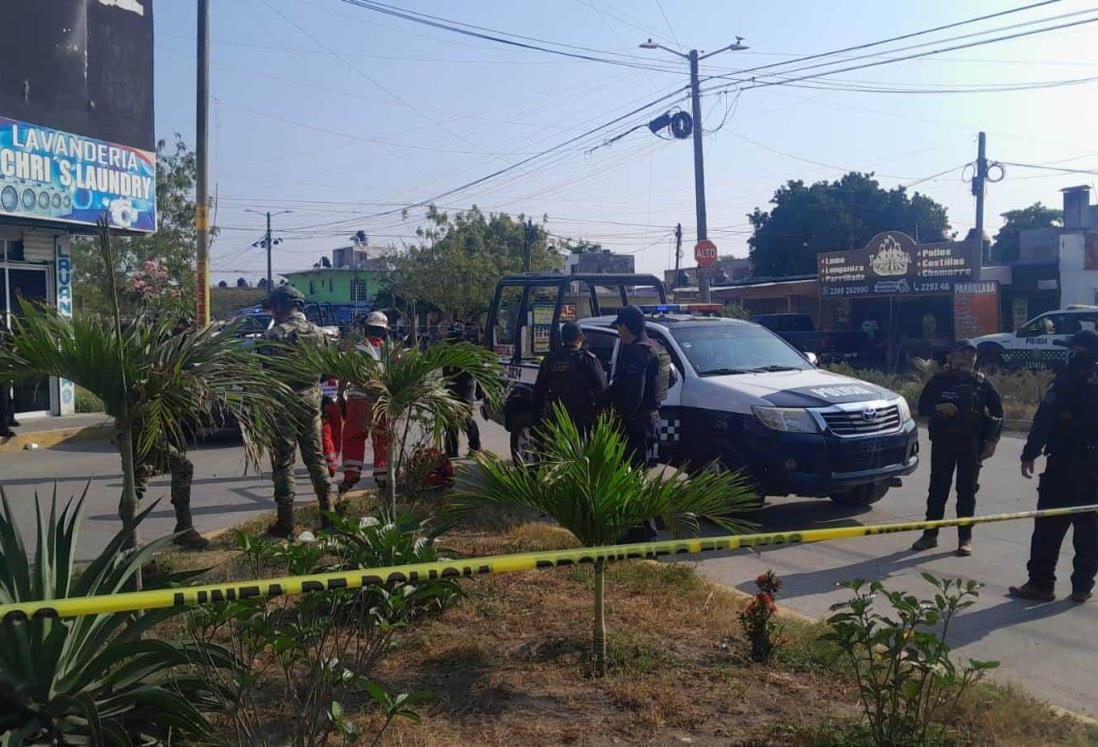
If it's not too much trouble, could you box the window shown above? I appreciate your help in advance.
[1019,314,1082,337]
[328,279,334,292]
[669,323,812,376]
[308,281,315,295]
[350,277,369,303]
[0,239,24,262]
[583,328,618,372]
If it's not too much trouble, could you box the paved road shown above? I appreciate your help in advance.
[1,421,1095,716]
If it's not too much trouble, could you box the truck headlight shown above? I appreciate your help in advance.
[752,406,820,434]
[896,397,912,424]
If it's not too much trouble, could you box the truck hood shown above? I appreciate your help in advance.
[682,368,899,410]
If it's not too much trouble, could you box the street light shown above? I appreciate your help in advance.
[244,208,293,293]
[640,36,748,302]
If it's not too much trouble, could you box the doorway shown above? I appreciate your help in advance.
[2,263,52,416]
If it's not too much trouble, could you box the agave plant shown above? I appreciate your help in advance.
[0,223,291,557]
[452,405,761,676]
[0,487,233,744]
[283,337,505,515]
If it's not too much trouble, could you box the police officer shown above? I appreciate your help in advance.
[443,322,482,458]
[532,321,607,434]
[261,285,334,537]
[911,340,1003,556]
[0,320,17,438]
[1009,330,1098,603]
[606,306,670,469]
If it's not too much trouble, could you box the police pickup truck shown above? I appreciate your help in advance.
[972,305,1098,371]
[484,274,919,506]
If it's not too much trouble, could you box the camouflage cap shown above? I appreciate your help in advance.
[268,285,306,308]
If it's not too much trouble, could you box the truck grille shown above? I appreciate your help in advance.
[820,404,901,436]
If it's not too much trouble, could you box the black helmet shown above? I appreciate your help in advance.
[1069,330,1098,356]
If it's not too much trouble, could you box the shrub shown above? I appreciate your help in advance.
[74,385,105,413]
[188,513,458,746]
[0,489,231,744]
[739,570,783,663]
[824,574,998,747]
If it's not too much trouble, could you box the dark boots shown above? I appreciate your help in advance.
[171,508,210,550]
[267,502,295,539]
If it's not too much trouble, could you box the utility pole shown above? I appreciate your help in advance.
[673,222,683,285]
[641,37,747,303]
[245,208,292,294]
[688,50,710,302]
[195,0,210,324]
[523,219,534,272]
[973,131,988,265]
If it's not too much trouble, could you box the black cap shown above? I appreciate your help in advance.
[613,305,646,335]
[561,321,582,344]
[951,339,977,353]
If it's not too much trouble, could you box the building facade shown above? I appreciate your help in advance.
[1,0,155,419]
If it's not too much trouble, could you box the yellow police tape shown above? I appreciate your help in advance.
[2,504,1096,623]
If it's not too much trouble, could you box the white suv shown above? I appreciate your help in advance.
[972,305,1098,370]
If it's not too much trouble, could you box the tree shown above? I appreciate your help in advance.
[991,202,1062,263]
[71,135,212,318]
[236,277,249,288]
[389,206,561,322]
[0,224,287,566]
[452,407,759,676]
[286,338,506,516]
[748,172,951,277]
[218,280,229,288]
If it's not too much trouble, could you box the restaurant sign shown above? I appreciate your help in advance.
[818,231,980,298]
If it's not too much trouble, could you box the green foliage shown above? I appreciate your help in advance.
[452,405,760,676]
[0,489,232,744]
[72,135,211,318]
[454,406,760,547]
[824,574,999,747]
[189,515,456,746]
[748,172,951,277]
[74,385,105,413]
[280,337,506,513]
[991,201,1062,264]
[0,302,292,466]
[388,205,561,320]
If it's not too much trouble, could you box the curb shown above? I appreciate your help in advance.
[0,422,114,454]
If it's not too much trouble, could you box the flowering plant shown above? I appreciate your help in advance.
[739,570,783,662]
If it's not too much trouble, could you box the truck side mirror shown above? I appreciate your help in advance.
[806,352,819,366]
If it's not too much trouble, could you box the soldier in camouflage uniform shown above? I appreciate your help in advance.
[134,442,207,548]
[262,285,333,537]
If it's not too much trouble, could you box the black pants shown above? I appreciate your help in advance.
[1026,457,1098,594]
[0,380,14,431]
[622,411,658,469]
[445,419,481,457]
[924,437,981,541]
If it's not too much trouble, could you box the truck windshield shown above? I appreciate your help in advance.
[669,324,812,376]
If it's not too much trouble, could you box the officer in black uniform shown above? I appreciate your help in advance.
[532,321,607,434]
[1009,330,1098,603]
[0,321,17,438]
[605,306,670,469]
[911,340,1003,556]
[443,323,482,458]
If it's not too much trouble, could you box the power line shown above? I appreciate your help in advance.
[999,161,1098,176]
[700,13,1098,97]
[653,0,682,51]
[338,0,686,73]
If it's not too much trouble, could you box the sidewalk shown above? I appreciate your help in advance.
[0,413,114,454]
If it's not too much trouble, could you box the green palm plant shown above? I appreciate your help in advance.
[0,226,291,561]
[283,338,505,515]
[452,406,762,676]
[0,487,233,744]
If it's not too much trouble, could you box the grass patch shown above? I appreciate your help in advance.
[74,385,104,413]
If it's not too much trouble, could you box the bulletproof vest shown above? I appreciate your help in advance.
[544,349,599,420]
[936,371,983,438]
[1050,361,1098,457]
[651,344,671,405]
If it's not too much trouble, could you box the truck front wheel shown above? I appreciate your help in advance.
[829,481,890,507]
[509,412,539,467]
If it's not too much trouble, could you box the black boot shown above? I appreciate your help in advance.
[267,502,295,539]
[172,508,210,550]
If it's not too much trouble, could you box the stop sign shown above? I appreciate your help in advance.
[694,239,718,268]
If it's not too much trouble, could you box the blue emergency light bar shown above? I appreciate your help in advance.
[636,303,723,316]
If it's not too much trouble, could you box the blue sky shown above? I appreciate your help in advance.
[151,0,1098,283]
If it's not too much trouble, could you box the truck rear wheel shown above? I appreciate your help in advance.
[829,481,890,507]
[509,412,539,467]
